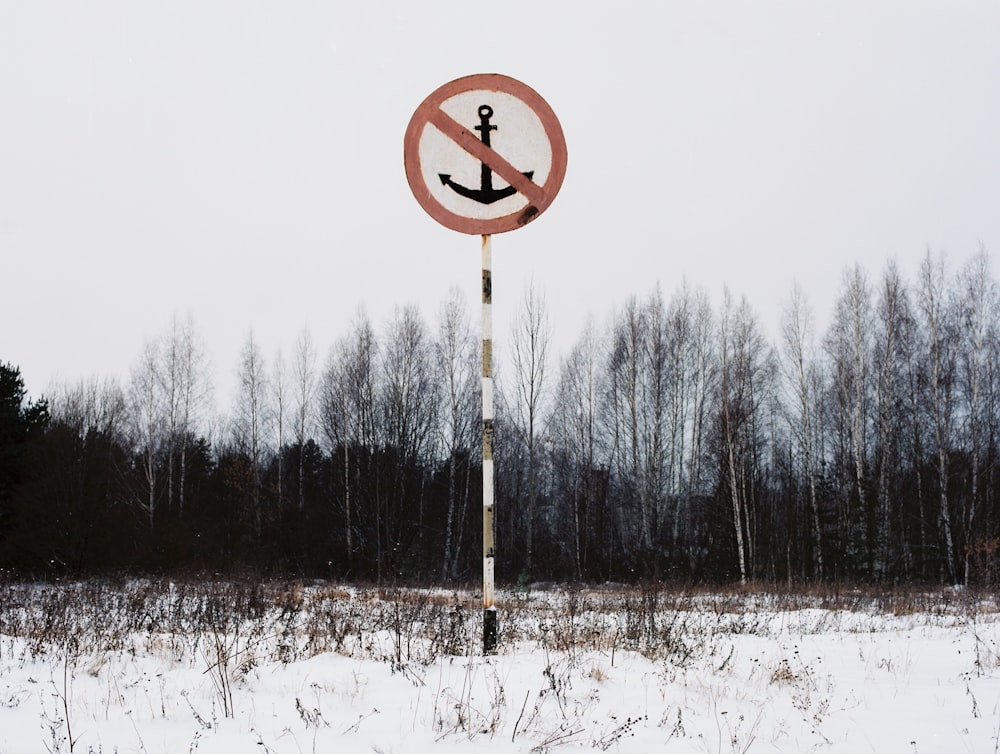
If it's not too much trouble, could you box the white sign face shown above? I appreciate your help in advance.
[420,90,553,221]
[404,74,567,235]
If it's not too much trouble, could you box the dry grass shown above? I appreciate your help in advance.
[1,576,997,670]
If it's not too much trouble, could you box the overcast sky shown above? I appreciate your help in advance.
[3,1,999,410]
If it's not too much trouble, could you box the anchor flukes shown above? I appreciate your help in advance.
[439,171,535,205]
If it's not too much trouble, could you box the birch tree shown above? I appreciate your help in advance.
[825,265,873,569]
[718,291,773,583]
[381,304,439,575]
[665,283,717,566]
[293,328,317,512]
[509,281,551,577]
[272,349,288,512]
[872,260,912,579]
[171,316,210,519]
[233,331,269,541]
[957,248,997,581]
[916,251,959,581]
[781,284,824,579]
[551,320,605,578]
[681,288,717,571]
[642,288,669,570]
[320,308,379,570]
[382,305,438,464]
[435,288,478,579]
[129,339,163,529]
[607,292,669,571]
[608,296,647,562]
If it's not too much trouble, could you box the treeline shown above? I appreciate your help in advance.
[2,249,999,585]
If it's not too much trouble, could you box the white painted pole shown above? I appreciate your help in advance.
[481,233,497,654]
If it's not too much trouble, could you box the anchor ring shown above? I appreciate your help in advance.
[479,105,494,119]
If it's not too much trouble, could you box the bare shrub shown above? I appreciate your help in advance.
[2,577,998,673]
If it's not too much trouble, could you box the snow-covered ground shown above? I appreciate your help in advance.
[1,581,998,753]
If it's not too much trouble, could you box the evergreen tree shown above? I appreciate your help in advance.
[0,362,49,538]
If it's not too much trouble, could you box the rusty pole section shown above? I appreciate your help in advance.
[481,233,497,654]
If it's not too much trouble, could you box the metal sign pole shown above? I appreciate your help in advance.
[404,75,566,655]
[481,233,497,654]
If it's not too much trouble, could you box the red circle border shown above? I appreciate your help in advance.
[404,73,568,235]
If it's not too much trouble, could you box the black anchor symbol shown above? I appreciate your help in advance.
[439,105,535,205]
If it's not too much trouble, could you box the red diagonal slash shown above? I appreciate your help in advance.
[427,108,547,208]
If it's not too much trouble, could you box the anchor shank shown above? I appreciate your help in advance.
[475,105,498,194]
[480,163,494,195]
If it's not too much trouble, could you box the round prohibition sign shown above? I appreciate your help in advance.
[404,73,567,235]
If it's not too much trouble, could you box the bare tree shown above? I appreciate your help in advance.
[551,319,605,579]
[52,376,127,442]
[272,348,288,512]
[128,339,163,529]
[665,282,717,568]
[718,290,773,583]
[665,288,690,550]
[321,307,379,570]
[162,320,181,515]
[435,288,478,580]
[781,284,824,579]
[232,331,270,541]
[381,304,439,576]
[872,260,912,580]
[605,286,714,576]
[608,296,647,563]
[957,247,997,582]
[916,250,959,581]
[903,288,930,577]
[825,264,873,569]
[509,281,552,577]
[382,305,438,464]
[681,287,717,572]
[170,315,211,519]
[719,291,748,583]
[641,288,669,571]
[293,328,317,512]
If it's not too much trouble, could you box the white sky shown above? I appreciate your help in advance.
[3,2,999,410]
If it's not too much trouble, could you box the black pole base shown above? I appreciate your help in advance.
[483,608,498,654]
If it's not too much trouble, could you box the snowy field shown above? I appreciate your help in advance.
[1,580,998,753]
